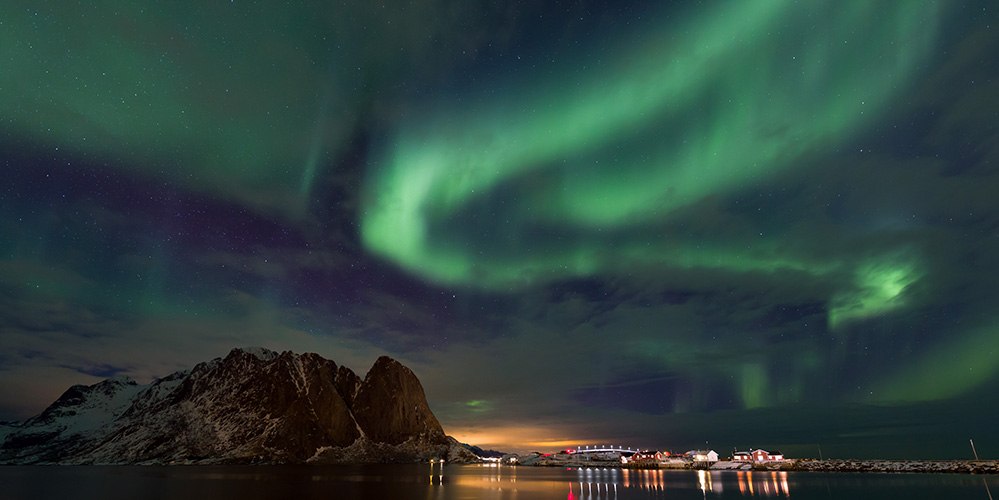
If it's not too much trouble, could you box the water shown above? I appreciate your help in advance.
[1,463,996,499]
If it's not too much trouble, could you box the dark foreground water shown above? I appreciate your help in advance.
[2,463,997,500]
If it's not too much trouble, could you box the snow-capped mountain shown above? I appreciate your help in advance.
[0,348,476,464]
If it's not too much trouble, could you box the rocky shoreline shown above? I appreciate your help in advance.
[754,459,999,474]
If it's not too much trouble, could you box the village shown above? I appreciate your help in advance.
[496,446,787,469]
[482,447,999,475]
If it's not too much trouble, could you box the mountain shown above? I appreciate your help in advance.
[0,348,478,464]
[462,443,507,459]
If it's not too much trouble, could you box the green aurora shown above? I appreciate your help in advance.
[361,1,938,289]
[2,0,999,457]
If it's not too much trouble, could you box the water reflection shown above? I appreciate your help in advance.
[619,468,666,491]
[697,470,717,494]
[446,465,793,498]
[449,462,524,499]
[4,464,998,500]
[429,461,444,485]
[314,463,796,499]
[573,467,620,499]
[735,471,790,497]
[571,480,618,500]
[569,467,796,498]
[573,467,670,498]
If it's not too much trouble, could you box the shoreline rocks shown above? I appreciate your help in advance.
[777,459,999,474]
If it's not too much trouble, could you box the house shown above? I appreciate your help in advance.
[621,450,669,464]
[634,450,665,462]
[685,450,719,462]
[733,449,784,461]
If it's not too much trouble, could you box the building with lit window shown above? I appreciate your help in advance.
[733,449,784,461]
[685,450,719,463]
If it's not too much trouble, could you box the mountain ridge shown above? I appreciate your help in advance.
[0,348,477,464]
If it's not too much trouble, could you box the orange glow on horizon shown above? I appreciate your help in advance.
[445,424,625,453]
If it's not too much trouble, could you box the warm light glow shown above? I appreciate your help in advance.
[445,424,624,453]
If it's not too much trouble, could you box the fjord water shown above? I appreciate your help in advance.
[2,464,996,499]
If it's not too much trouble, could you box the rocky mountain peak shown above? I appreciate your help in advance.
[230,346,279,361]
[352,355,444,445]
[36,373,139,422]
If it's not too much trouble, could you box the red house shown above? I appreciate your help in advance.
[733,449,783,461]
[624,450,667,463]
[637,451,664,461]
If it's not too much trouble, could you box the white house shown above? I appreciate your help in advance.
[686,450,719,462]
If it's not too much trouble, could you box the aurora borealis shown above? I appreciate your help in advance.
[2,1,998,458]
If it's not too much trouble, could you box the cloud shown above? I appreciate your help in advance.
[0,287,385,420]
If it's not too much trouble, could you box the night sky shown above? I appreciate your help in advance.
[2,1,998,459]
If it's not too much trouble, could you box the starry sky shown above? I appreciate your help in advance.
[2,1,998,459]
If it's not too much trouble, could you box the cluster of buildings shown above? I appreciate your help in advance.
[733,449,785,462]
[621,448,784,465]
[508,446,786,467]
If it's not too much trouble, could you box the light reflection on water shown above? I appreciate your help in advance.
[732,470,791,497]
[564,467,780,498]
[1,463,997,499]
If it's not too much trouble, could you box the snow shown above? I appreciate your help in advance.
[290,355,307,391]
[53,379,146,435]
[107,374,137,385]
[141,373,186,402]
[0,422,16,442]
